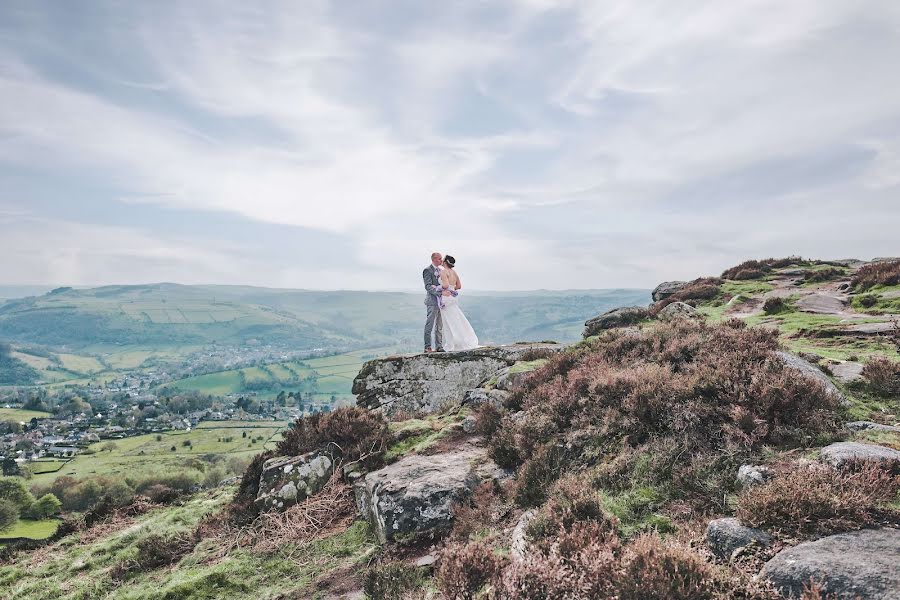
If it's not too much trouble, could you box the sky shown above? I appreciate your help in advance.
[1,1,898,291]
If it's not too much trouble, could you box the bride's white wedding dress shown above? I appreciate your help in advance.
[441,285,479,351]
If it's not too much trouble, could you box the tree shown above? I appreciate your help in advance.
[0,477,35,511]
[101,442,118,453]
[23,494,61,520]
[1,457,20,477]
[0,499,17,532]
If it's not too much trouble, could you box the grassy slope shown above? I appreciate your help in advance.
[0,407,52,421]
[0,489,378,600]
[0,518,59,541]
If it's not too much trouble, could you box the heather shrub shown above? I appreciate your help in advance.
[277,406,391,470]
[111,532,196,579]
[721,257,808,280]
[852,259,900,291]
[451,481,503,542]
[363,562,427,600]
[486,424,520,470]
[473,403,502,438]
[618,533,715,600]
[802,267,844,284]
[525,475,619,549]
[736,463,899,536]
[861,356,900,397]
[857,294,878,308]
[762,297,787,314]
[519,347,557,361]
[437,540,506,600]
[650,278,722,315]
[514,445,568,507]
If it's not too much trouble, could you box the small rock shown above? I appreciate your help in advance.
[736,464,771,488]
[461,415,477,434]
[583,306,649,337]
[510,510,537,562]
[706,518,771,560]
[776,351,849,407]
[652,281,688,302]
[820,442,900,469]
[799,352,824,363]
[657,301,702,322]
[415,553,438,568]
[832,361,865,383]
[462,387,510,407]
[256,448,336,511]
[762,528,900,599]
[846,421,900,433]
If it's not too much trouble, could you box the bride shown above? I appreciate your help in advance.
[439,255,479,351]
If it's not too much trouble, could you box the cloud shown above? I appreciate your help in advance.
[0,1,898,290]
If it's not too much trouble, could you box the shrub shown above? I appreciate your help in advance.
[861,356,900,397]
[722,257,807,280]
[763,297,787,314]
[451,481,503,542]
[112,532,196,579]
[618,533,715,600]
[363,562,427,600]
[525,475,619,549]
[0,477,35,511]
[277,406,390,470]
[23,493,61,520]
[437,540,506,600]
[857,294,878,308]
[736,463,899,536]
[473,403,502,438]
[852,259,900,291]
[0,499,17,532]
[802,267,844,284]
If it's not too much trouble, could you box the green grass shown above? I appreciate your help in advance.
[0,518,60,540]
[0,489,378,600]
[509,358,548,374]
[0,408,51,422]
[27,459,69,474]
[720,280,774,297]
[30,422,285,485]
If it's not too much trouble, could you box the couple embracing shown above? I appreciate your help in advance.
[423,252,479,352]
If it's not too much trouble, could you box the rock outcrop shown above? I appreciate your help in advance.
[353,444,488,543]
[256,448,336,511]
[819,442,900,469]
[776,351,849,407]
[353,344,561,417]
[846,421,900,433]
[762,528,900,599]
[656,301,701,322]
[736,464,771,488]
[706,518,771,559]
[583,306,648,337]
[652,281,688,302]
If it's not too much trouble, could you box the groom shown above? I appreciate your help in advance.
[423,252,447,353]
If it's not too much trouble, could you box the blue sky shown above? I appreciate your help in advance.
[1,1,898,290]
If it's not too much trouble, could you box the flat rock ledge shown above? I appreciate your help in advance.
[706,518,771,559]
[819,442,900,469]
[353,344,562,417]
[583,306,648,337]
[762,528,900,599]
[652,281,688,302]
[846,421,900,433]
[353,445,488,544]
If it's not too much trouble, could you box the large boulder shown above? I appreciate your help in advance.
[462,387,510,408]
[652,281,688,302]
[256,448,336,511]
[706,518,771,559]
[353,445,487,543]
[762,528,900,599]
[776,351,849,407]
[583,306,648,337]
[819,442,900,470]
[353,344,561,417]
[656,301,702,322]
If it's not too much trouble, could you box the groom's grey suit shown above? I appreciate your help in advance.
[423,265,444,351]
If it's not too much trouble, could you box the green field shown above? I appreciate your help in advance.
[0,408,52,422]
[0,519,60,541]
[31,422,286,485]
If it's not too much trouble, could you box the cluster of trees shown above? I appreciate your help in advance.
[0,341,39,386]
[0,477,61,531]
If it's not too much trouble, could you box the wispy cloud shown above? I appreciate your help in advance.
[0,1,898,290]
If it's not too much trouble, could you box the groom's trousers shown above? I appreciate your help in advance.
[425,304,443,350]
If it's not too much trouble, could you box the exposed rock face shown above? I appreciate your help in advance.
[583,306,648,337]
[846,421,900,433]
[762,528,900,599]
[776,351,849,407]
[353,445,486,543]
[657,301,701,322]
[819,442,900,469]
[652,281,688,302]
[510,510,537,563]
[256,448,336,511]
[353,344,561,417]
[706,518,771,559]
[737,464,771,488]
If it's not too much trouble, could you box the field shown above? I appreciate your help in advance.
[0,408,52,422]
[0,519,60,541]
[30,421,287,485]
[166,347,399,402]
